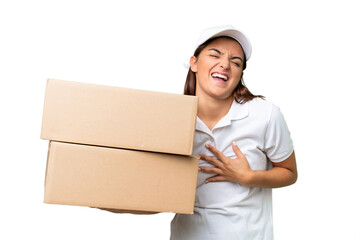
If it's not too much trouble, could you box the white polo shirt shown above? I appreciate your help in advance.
[170,98,294,240]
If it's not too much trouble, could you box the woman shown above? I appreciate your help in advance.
[170,25,297,240]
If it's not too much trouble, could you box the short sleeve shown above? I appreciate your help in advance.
[264,104,294,162]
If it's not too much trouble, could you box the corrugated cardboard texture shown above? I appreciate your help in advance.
[41,79,198,155]
[44,141,199,214]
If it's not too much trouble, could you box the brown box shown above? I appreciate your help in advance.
[41,79,198,155]
[44,141,199,214]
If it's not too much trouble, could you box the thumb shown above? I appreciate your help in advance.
[232,141,244,158]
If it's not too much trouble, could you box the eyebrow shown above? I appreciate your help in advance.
[208,48,244,62]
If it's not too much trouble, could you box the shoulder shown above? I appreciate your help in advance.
[246,98,287,129]
[248,97,279,107]
[247,97,278,117]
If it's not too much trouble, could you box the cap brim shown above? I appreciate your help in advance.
[209,29,252,61]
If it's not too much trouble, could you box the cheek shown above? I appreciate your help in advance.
[232,70,243,83]
[229,72,243,89]
[198,57,217,71]
[230,80,240,92]
[196,63,212,79]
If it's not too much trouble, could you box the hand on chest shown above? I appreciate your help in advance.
[193,120,268,172]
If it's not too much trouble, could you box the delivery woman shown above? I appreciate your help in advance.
[170,25,297,240]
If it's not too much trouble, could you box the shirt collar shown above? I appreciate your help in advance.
[195,100,249,132]
[227,99,249,121]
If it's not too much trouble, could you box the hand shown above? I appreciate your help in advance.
[199,141,254,186]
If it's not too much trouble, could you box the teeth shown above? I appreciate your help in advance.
[212,73,228,80]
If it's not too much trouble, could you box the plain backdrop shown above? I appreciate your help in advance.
[1,0,359,239]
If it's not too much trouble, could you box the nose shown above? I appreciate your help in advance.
[220,59,230,70]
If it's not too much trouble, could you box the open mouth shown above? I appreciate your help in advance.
[211,73,229,81]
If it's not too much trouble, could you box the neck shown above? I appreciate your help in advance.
[197,93,234,131]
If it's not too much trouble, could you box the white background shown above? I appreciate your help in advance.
[1,0,359,239]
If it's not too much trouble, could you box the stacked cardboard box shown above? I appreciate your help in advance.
[41,79,199,214]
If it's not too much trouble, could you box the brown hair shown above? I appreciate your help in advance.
[183,36,264,104]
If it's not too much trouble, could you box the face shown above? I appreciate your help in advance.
[190,37,245,101]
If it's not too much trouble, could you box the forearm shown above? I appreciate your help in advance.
[246,151,297,188]
[246,166,297,188]
[96,208,159,214]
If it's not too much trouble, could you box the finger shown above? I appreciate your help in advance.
[205,144,226,160]
[199,166,223,175]
[205,175,228,183]
[232,141,245,158]
[199,154,223,168]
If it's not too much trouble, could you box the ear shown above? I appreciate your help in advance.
[189,56,198,72]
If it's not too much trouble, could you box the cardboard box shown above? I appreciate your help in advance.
[41,79,198,155]
[44,141,199,214]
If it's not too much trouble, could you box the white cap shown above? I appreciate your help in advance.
[195,25,252,61]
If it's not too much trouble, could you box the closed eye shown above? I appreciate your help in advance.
[232,61,241,67]
[208,48,221,58]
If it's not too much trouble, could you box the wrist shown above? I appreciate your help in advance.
[247,170,257,187]
[238,170,256,187]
